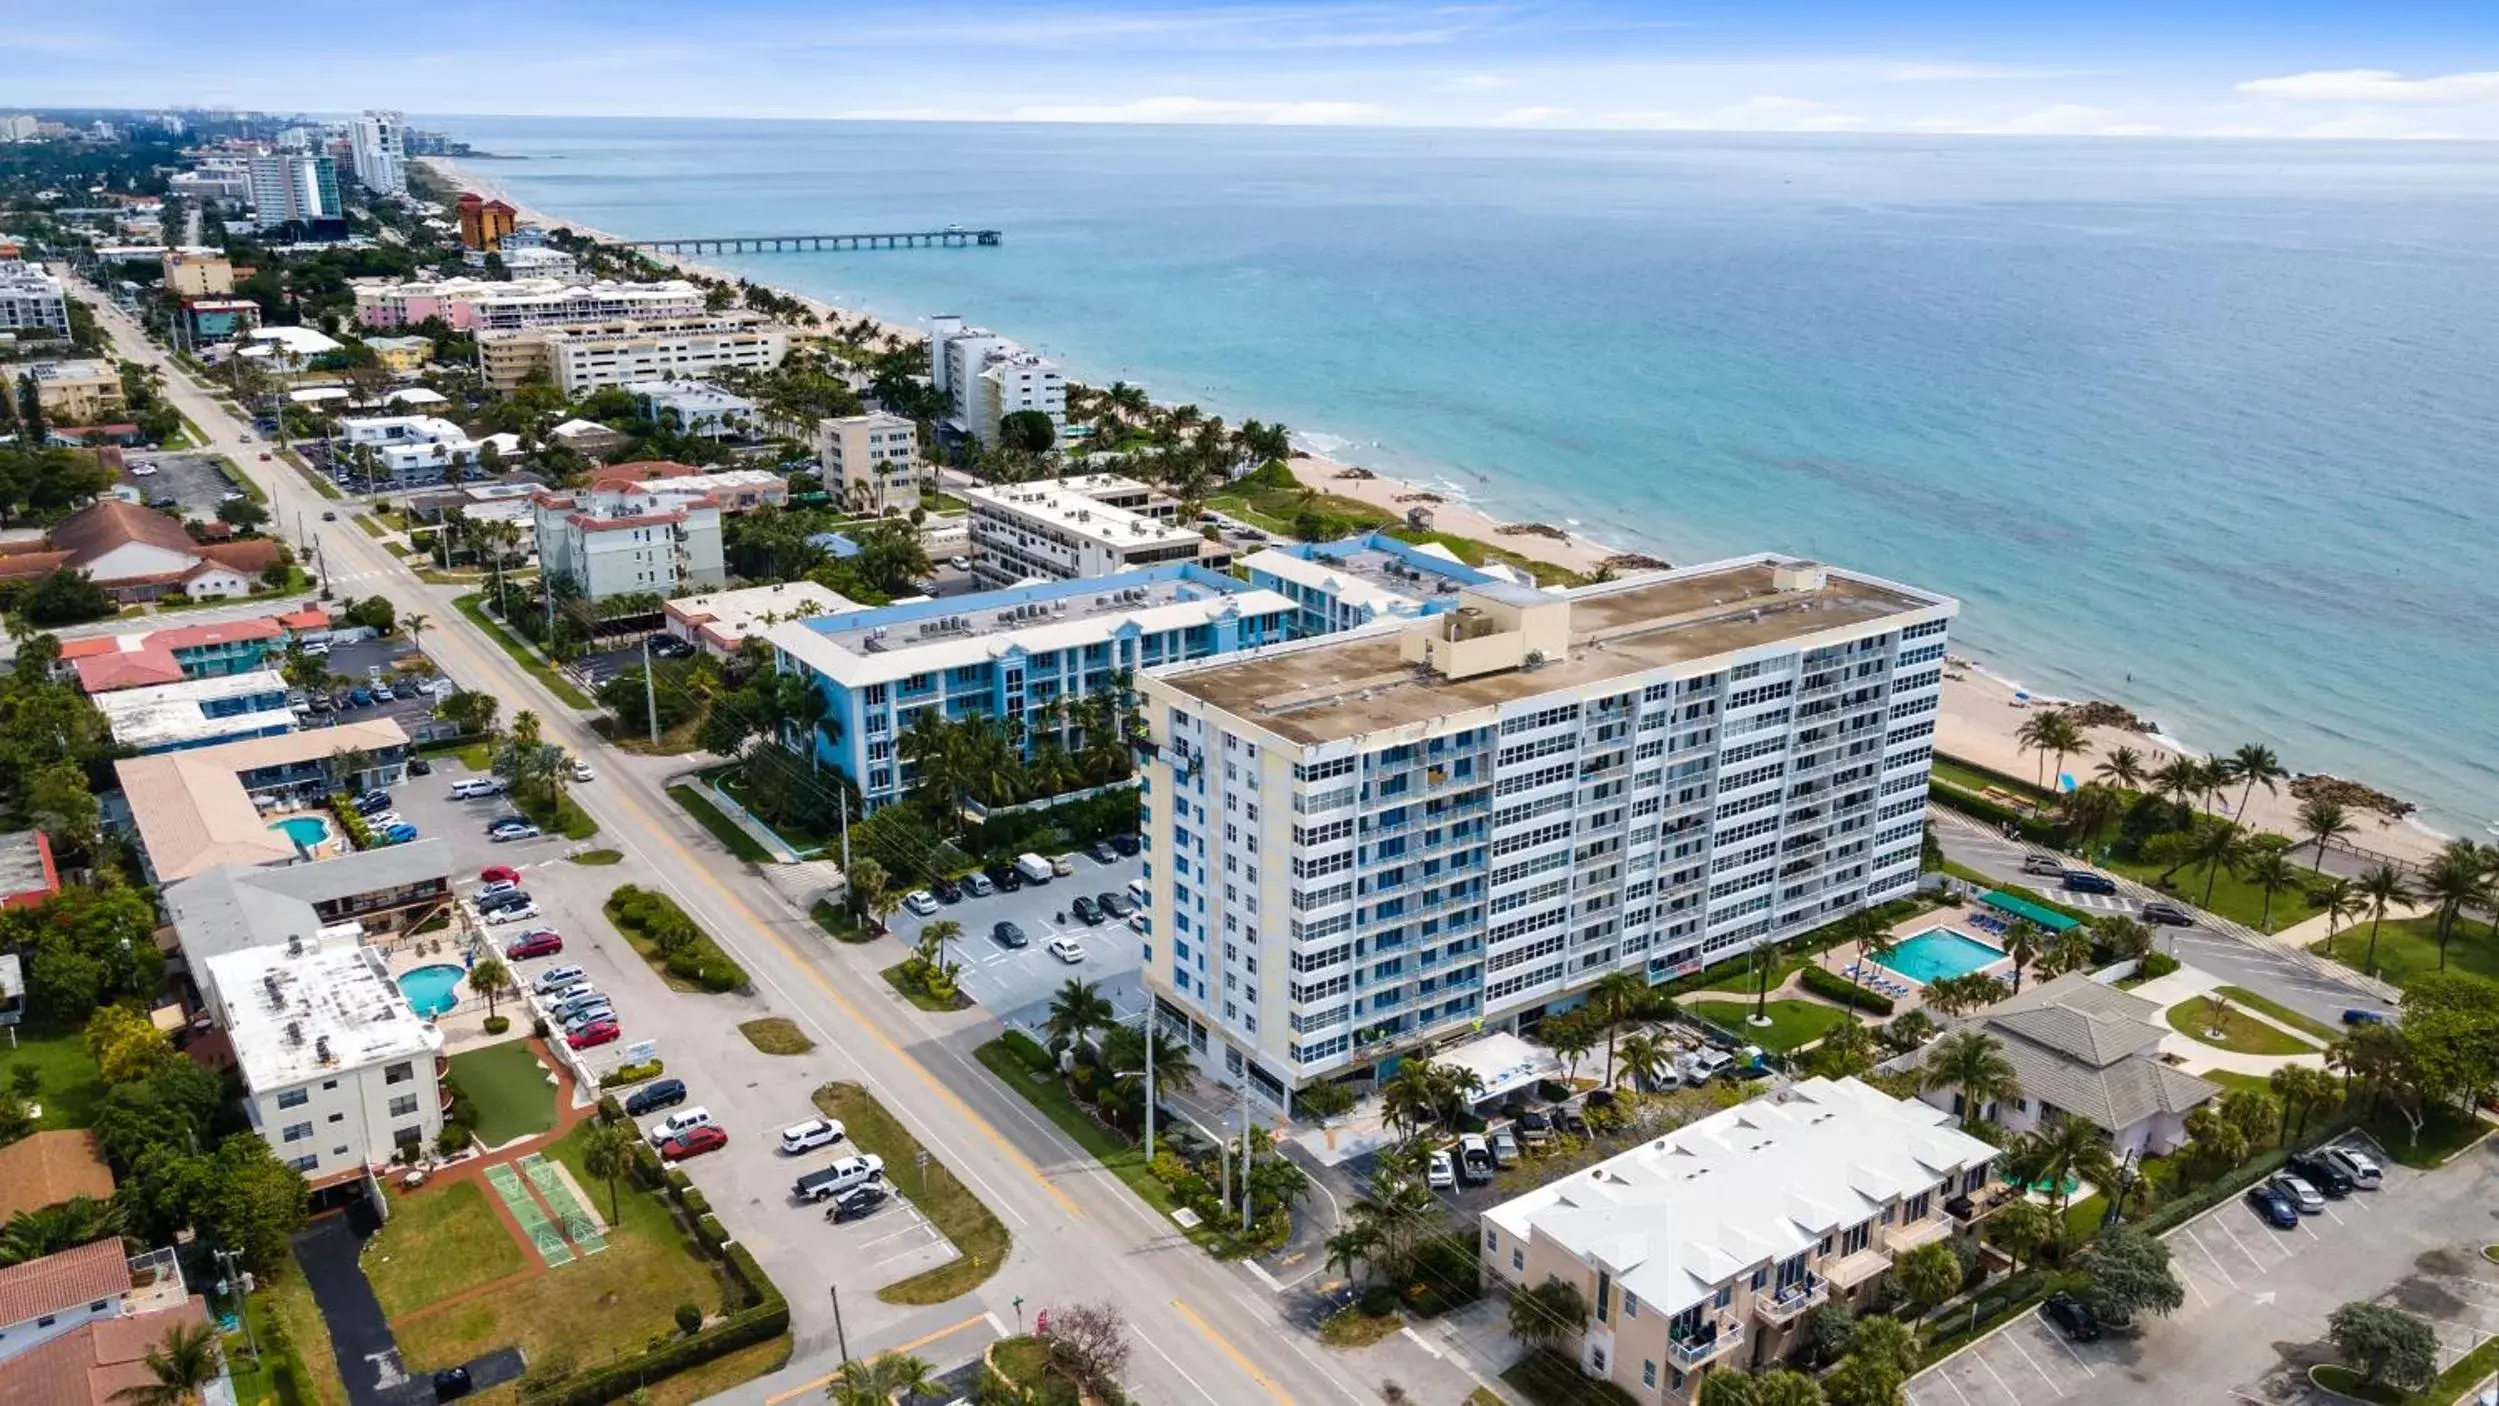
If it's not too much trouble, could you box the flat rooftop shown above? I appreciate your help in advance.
[205,936,439,1093]
[1247,533,1498,613]
[95,670,291,750]
[1160,555,1950,745]
[963,480,1201,552]
[768,565,1291,686]
[666,581,859,646]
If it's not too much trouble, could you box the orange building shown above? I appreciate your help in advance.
[456,192,517,251]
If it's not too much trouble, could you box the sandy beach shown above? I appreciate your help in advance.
[419,157,2448,862]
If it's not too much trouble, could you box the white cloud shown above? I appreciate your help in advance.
[1882,62,2101,83]
[1005,95,1386,125]
[1997,104,2162,135]
[2236,69,2499,104]
[1488,106,1570,124]
[1444,73,1512,90]
[1602,95,1863,132]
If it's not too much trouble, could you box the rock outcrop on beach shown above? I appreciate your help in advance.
[2066,700,2158,733]
[1604,552,1671,571]
[1499,522,1568,540]
[2290,773,2416,819]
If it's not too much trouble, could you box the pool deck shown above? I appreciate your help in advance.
[1810,911,2016,1016]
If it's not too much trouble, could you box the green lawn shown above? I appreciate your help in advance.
[2216,986,2343,1042]
[737,1018,813,1056]
[668,784,771,863]
[262,1268,346,1406]
[569,849,623,866]
[444,1043,558,1146]
[352,515,389,540]
[450,593,594,709]
[394,1119,730,1380]
[2314,914,2499,990]
[2358,1103,2491,1170]
[1934,754,2055,803]
[2101,852,2322,934]
[2201,1070,2274,1098]
[511,784,599,841]
[1684,999,1855,1052]
[1501,1349,1639,1406]
[1383,526,1588,588]
[881,962,966,1012]
[813,1082,1009,1304]
[2162,1000,2320,1056]
[971,1039,1181,1225]
[363,1182,529,1318]
[1700,953,1806,995]
[0,1022,108,1129]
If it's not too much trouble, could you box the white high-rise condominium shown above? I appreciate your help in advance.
[926,314,1065,444]
[246,153,342,229]
[349,110,408,196]
[1136,556,1952,1106]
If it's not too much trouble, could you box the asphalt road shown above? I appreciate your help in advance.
[76,281,1471,1406]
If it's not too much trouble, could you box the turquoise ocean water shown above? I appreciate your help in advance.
[430,118,2499,838]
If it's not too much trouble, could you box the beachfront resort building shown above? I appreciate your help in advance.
[465,244,581,281]
[347,110,408,196]
[766,564,1295,812]
[477,313,788,394]
[0,260,70,342]
[532,482,727,600]
[246,153,343,232]
[665,581,860,657]
[1135,555,1952,1100]
[927,315,1065,445]
[353,275,707,332]
[1243,531,1507,637]
[1917,971,2218,1157]
[456,193,518,251]
[963,476,1207,588]
[1481,1076,1999,1401]
[814,411,922,515]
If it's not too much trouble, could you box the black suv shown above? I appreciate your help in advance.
[929,875,962,904]
[1071,895,1103,925]
[2040,1293,2100,1342]
[985,862,1024,893]
[625,1078,688,1116]
[1109,832,1140,856]
[2287,1150,2353,1196]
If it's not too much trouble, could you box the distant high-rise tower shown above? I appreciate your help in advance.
[246,153,343,233]
[348,110,408,196]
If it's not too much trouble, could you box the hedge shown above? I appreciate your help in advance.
[1800,963,1895,1014]
[694,1213,729,1255]
[598,1058,664,1089]
[680,1188,709,1217]
[1001,1029,1056,1076]
[596,1095,626,1123]
[1932,782,2059,842]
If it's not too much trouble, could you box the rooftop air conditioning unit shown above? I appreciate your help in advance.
[285,1020,302,1045]
[315,1035,333,1064]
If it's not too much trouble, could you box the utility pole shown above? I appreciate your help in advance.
[1142,1006,1156,1160]
[641,633,658,746]
[837,790,851,870]
[828,1285,849,1364]
[1240,1082,1255,1234]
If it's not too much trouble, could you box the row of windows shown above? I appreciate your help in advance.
[1491,820,1574,856]
[1290,941,1351,973]
[1902,618,1949,640]
[1291,912,1353,946]
[1489,876,1571,916]
[1499,704,1580,735]
[1490,847,1571,888]
[1290,881,1354,911]
[1719,761,1785,793]
[1727,679,1796,709]
[1291,973,1350,1004]
[1292,817,1355,847]
[1887,720,1937,746]
[1710,840,1778,874]
[1292,756,1356,782]
[1881,772,1927,796]
[1290,1004,1348,1033]
[1486,959,1565,1004]
[1899,640,1948,667]
[1715,789,1780,822]
[1494,761,1575,797]
[1488,905,1567,946]
[1291,850,1353,880]
[1494,792,1572,829]
[1890,693,1939,720]
[1721,733,1788,767]
[1495,732,1578,768]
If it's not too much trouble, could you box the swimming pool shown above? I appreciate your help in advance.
[270,815,332,849]
[398,964,463,1019]
[1874,929,2007,985]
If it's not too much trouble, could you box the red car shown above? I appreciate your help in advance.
[505,931,563,960]
[658,1125,727,1160]
[479,865,521,885]
[566,1018,619,1050]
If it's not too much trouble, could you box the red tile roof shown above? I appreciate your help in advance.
[73,651,185,693]
[48,501,196,563]
[0,1132,114,1221]
[0,1239,130,1328]
[0,1297,209,1406]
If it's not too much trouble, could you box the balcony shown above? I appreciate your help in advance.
[1946,1182,2021,1225]
[1668,1319,1744,1370]
[1884,1215,1953,1255]
[1753,1274,1827,1323]
[1823,1248,1892,1292]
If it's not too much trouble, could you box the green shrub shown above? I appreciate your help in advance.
[1360,1284,1399,1317]
[696,961,745,992]
[673,1303,702,1335]
[599,1059,665,1089]
[1002,1028,1056,1075]
[695,1213,729,1254]
[665,1168,694,1195]
[482,1015,510,1035]
[680,1188,710,1217]
[596,1095,626,1123]
[1801,963,1897,1014]
[2139,950,2181,980]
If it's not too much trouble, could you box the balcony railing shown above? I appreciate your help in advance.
[1884,1215,1953,1255]
[1668,1319,1744,1370]
[1754,1274,1827,1322]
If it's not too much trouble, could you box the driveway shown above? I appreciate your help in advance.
[293,1212,406,1406]
[123,450,248,521]
[1908,1132,2499,1406]
[886,850,1148,1031]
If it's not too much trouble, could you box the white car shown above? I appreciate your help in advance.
[1046,936,1085,965]
[948,555,972,571]
[484,901,541,925]
[300,640,331,657]
[130,464,159,477]
[778,1118,847,1154]
[903,890,939,917]
[572,760,595,782]
[1426,1150,1456,1190]
[648,1108,715,1147]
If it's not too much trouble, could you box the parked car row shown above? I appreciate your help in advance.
[2019,851,2195,925]
[347,788,418,845]
[499,910,616,1050]
[901,837,1143,908]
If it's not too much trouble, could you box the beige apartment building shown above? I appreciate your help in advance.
[478,314,787,394]
[1481,1077,2002,1402]
[813,411,922,515]
[160,249,234,298]
[28,360,126,424]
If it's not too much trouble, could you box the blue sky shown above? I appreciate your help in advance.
[9,0,2499,137]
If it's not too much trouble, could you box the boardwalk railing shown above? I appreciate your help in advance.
[622,229,1002,254]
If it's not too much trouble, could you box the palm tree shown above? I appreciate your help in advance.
[2041,710,2091,792]
[2039,925,2095,978]
[1544,1017,1596,1083]
[2009,1116,2116,1237]
[2299,797,2355,871]
[2148,755,2201,811]
[1615,1031,1671,1093]
[403,610,431,662]
[2316,877,2368,960]
[111,1320,223,1406]
[2225,743,2287,823]
[2001,917,2042,994]
[2421,841,2490,971]
[1043,978,1114,1052]
[580,1117,641,1228]
[2058,782,2124,853]
[2243,849,2301,933]
[1991,1199,2053,1275]
[1921,1029,2021,1128]
[2014,710,2065,790]
[1103,1021,1195,1105]
[2186,820,2249,907]
[1324,1227,1375,1288]
[914,919,963,976]
[2194,755,2235,816]
[1586,969,1650,1087]
[2356,863,2416,976]
[1379,1061,1445,1139]
[2093,745,2147,792]
[826,1353,936,1406]
[467,954,513,1020]
[0,1196,122,1265]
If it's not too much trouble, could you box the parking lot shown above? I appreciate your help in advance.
[124,450,249,520]
[885,847,1148,1029]
[1907,1133,2499,1406]
[300,635,454,734]
[403,755,960,1341]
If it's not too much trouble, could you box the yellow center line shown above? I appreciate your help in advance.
[761,1312,992,1404]
[1170,1297,1294,1405]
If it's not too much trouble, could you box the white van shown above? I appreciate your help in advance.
[1126,878,1148,910]
[1014,852,1054,884]
[450,777,507,799]
[648,1107,715,1147]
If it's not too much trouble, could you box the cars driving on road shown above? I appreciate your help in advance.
[2061,869,2119,894]
[2141,899,2194,926]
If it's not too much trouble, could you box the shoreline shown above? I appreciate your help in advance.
[416,157,2451,862]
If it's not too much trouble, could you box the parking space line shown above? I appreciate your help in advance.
[1928,1362,1977,1406]
[2000,1333,2069,1395]
[1975,1347,2034,1402]
[2321,1204,2345,1226]
[2040,1324,2096,1376]
[2213,1216,2272,1272]
[2179,1227,2240,1288]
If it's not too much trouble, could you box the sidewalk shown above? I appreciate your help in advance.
[2130,965,2331,1077]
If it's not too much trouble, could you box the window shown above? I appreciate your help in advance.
[1842,1220,1870,1255]
[384,1061,414,1085]
[1596,1270,1612,1323]
[291,1154,319,1171]
[1590,1346,1607,1373]
[283,1121,313,1143]
[1643,1361,1657,1389]
[389,1095,420,1118]
[1715,1285,1733,1309]
[278,1088,309,1109]
[1512,1249,1525,1272]
[1622,1290,1639,1317]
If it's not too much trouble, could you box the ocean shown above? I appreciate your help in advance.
[427,117,2499,838]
